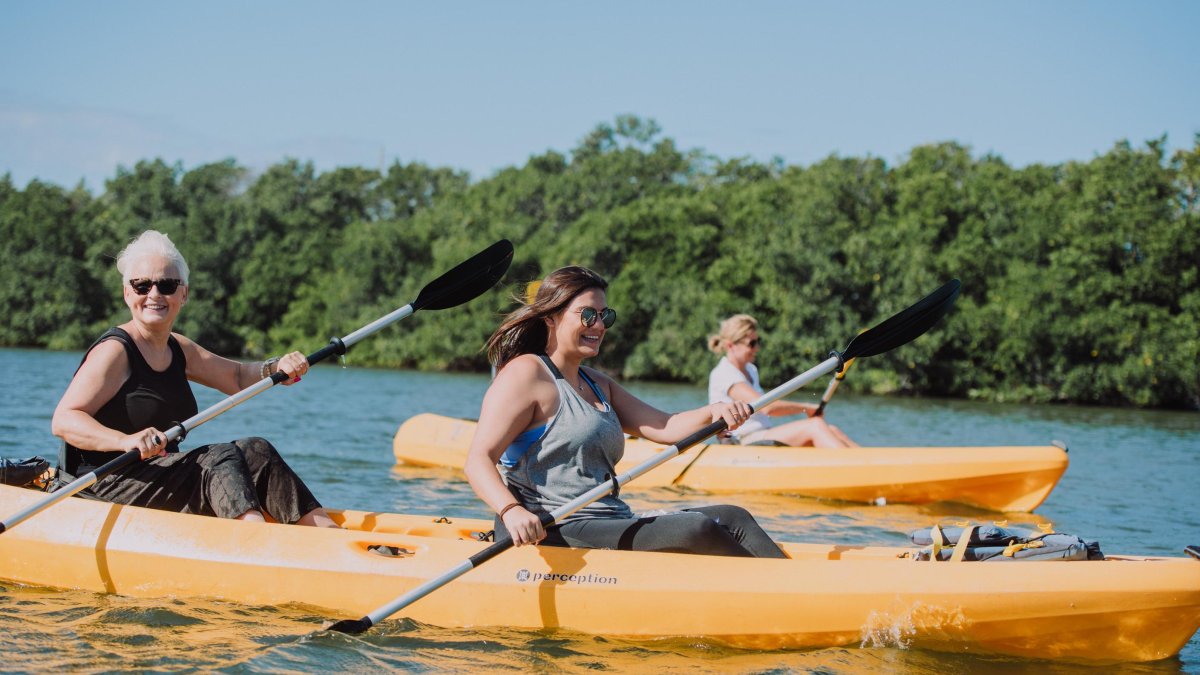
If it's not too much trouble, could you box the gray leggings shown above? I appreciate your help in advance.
[497,504,788,559]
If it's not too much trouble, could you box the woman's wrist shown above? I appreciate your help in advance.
[260,357,280,379]
[498,502,521,519]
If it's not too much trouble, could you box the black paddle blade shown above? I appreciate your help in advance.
[324,617,374,634]
[413,239,515,311]
[842,279,961,361]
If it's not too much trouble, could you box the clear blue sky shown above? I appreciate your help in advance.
[2,1,1197,193]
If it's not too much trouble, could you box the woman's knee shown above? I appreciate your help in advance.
[234,437,281,467]
[699,504,755,527]
[669,512,726,540]
[200,443,244,467]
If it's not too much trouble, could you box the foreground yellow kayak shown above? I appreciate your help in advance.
[393,414,1069,512]
[2,484,1195,663]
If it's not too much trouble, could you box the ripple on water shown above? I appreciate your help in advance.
[96,606,207,628]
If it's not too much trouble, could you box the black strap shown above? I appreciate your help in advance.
[606,472,620,499]
[539,354,564,379]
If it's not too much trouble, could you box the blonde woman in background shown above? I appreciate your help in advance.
[708,314,858,448]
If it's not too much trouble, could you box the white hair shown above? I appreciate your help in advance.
[116,230,190,284]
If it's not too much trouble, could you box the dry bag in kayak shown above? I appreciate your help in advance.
[906,522,1104,562]
[0,456,50,487]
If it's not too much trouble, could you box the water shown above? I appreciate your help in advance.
[1,347,1197,673]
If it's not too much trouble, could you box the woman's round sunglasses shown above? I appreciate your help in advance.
[129,278,183,296]
[580,306,617,329]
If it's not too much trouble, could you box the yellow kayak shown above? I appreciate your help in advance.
[0,484,1196,663]
[393,414,1069,512]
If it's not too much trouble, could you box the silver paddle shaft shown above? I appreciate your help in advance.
[341,305,414,348]
[820,373,843,405]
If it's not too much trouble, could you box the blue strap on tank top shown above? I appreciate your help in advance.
[499,366,606,468]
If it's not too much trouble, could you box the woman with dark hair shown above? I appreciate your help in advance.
[464,266,787,558]
[51,230,337,527]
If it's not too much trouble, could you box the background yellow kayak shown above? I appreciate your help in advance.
[392,414,1068,512]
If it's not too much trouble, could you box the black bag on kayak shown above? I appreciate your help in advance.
[906,523,1105,562]
[0,456,51,487]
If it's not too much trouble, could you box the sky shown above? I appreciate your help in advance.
[2,1,1198,193]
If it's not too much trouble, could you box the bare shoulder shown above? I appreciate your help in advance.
[582,365,622,398]
[60,337,131,410]
[580,364,613,385]
[496,353,553,386]
[80,338,129,374]
[171,332,204,357]
[487,354,557,417]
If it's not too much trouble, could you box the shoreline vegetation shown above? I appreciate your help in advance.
[2,117,1197,410]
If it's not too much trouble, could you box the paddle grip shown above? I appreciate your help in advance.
[306,337,348,366]
[96,448,143,476]
[673,419,730,454]
[468,535,515,567]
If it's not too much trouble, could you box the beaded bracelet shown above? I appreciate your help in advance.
[498,502,521,519]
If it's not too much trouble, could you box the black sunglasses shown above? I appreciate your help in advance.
[741,337,762,348]
[580,306,617,329]
[129,278,183,296]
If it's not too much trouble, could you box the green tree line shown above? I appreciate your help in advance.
[2,116,1197,409]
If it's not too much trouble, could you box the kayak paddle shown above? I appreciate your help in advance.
[324,277,962,634]
[0,239,514,535]
[813,356,855,417]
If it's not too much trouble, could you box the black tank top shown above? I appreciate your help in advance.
[60,327,199,475]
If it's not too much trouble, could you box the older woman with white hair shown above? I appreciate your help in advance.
[708,314,858,448]
[51,230,337,526]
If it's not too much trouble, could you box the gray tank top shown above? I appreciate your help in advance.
[501,355,632,521]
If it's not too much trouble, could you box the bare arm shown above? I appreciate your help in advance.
[463,356,555,546]
[177,335,308,395]
[51,340,166,459]
[601,370,753,444]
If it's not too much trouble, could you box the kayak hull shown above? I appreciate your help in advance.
[393,414,1068,511]
[1,484,1197,663]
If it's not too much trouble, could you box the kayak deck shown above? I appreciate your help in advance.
[1,484,1197,663]
[393,414,1069,511]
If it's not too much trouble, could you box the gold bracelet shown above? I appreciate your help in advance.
[498,502,521,519]
[260,357,280,379]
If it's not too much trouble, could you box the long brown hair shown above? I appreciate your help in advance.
[486,266,608,369]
